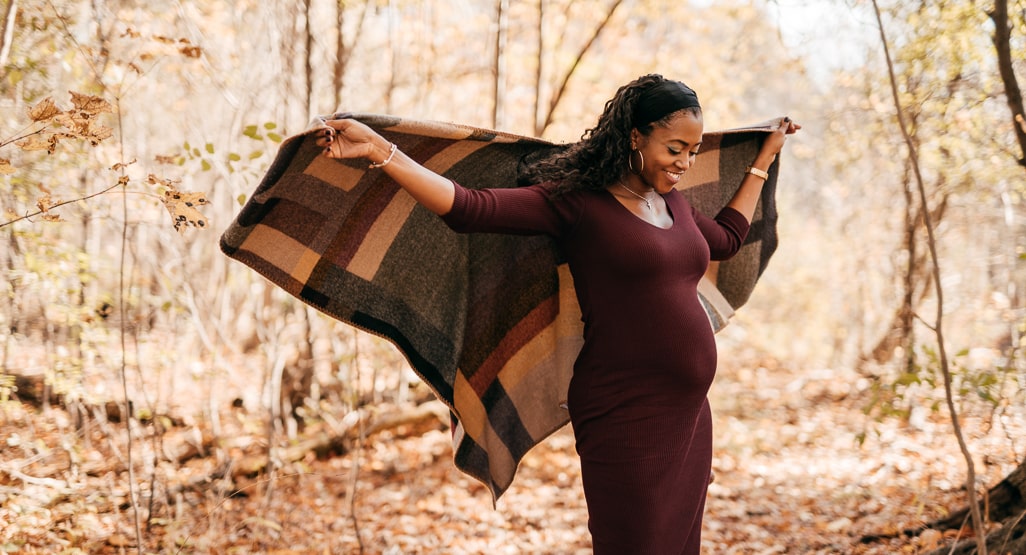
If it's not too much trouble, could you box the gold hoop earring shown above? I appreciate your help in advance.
[628,149,645,173]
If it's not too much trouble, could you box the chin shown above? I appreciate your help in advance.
[655,182,677,194]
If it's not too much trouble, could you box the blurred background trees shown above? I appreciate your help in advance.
[0,0,1023,553]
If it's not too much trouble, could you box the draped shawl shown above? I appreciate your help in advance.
[220,113,782,500]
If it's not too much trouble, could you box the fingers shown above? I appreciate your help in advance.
[779,116,801,135]
[317,119,379,159]
[314,126,335,149]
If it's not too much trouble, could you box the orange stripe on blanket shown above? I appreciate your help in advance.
[422,140,490,174]
[345,140,490,280]
[240,224,320,284]
[304,148,366,191]
[452,372,516,482]
[347,190,418,280]
[467,295,559,397]
[499,265,582,438]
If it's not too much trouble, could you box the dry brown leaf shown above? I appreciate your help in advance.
[16,136,50,152]
[0,159,14,175]
[86,123,113,144]
[110,159,137,172]
[160,189,209,233]
[28,97,61,122]
[147,174,177,188]
[36,193,58,212]
[68,91,112,115]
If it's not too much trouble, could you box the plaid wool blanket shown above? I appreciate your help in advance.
[220,113,782,500]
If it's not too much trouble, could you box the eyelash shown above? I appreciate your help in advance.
[668,148,699,157]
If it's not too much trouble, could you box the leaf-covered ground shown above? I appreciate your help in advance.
[1,343,1019,554]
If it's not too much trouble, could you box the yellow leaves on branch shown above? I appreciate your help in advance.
[148,174,209,234]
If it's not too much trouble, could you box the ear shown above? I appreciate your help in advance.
[630,128,640,150]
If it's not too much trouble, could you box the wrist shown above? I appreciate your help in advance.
[745,166,769,180]
[367,138,397,168]
[751,152,776,172]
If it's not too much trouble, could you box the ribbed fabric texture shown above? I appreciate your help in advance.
[444,182,750,554]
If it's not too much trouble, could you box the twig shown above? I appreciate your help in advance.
[0,127,47,150]
[113,94,145,554]
[870,2,988,554]
[0,181,124,229]
[0,463,70,489]
[347,329,365,554]
[538,0,624,135]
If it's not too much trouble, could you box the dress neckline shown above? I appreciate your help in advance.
[602,188,675,230]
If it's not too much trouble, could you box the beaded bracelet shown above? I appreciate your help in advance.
[369,142,398,169]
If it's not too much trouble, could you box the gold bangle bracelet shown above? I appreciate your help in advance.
[745,166,769,180]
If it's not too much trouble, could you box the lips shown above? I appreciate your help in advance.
[666,170,683,184]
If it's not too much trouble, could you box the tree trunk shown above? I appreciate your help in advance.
[989,0,1026,168]
[332,0,368,109]
[491,0,509,129]
[302,0,313,119]
[280,305,315,434]
[0,0,17,69]
[863,460,1026,554]
[928,459,1026,554]
[866,194,948,365]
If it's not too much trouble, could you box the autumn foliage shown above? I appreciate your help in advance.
[1,0,1024,554]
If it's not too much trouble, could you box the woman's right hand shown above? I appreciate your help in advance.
[316,118,390,163]
[313,117,457,215]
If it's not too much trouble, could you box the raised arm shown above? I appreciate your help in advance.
[316,118,456,215]
[725,117,801,223]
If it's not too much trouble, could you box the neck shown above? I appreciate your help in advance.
[621,180,654,195]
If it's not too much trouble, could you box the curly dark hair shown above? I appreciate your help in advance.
[521,74,702,195]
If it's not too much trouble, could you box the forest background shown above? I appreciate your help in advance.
[1,0,1025,553]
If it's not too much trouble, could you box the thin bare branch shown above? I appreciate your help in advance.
[0,181,126,229]
[538,0,624,135]
[870,2,988,553]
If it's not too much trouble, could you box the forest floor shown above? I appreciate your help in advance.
[1,336,1021,554]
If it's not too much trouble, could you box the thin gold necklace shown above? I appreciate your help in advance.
[619,182,653,209]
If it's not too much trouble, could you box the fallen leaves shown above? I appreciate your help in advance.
[1,339,1021,554]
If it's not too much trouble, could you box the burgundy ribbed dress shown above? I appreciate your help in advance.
[442,181,750,555]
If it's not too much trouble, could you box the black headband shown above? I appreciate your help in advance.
[634,80,701,128]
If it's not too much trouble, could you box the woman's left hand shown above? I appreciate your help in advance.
[761,117,801,158]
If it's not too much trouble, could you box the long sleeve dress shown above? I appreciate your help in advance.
[441,181,750,555]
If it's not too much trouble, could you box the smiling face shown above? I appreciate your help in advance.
[627,111,704,194]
